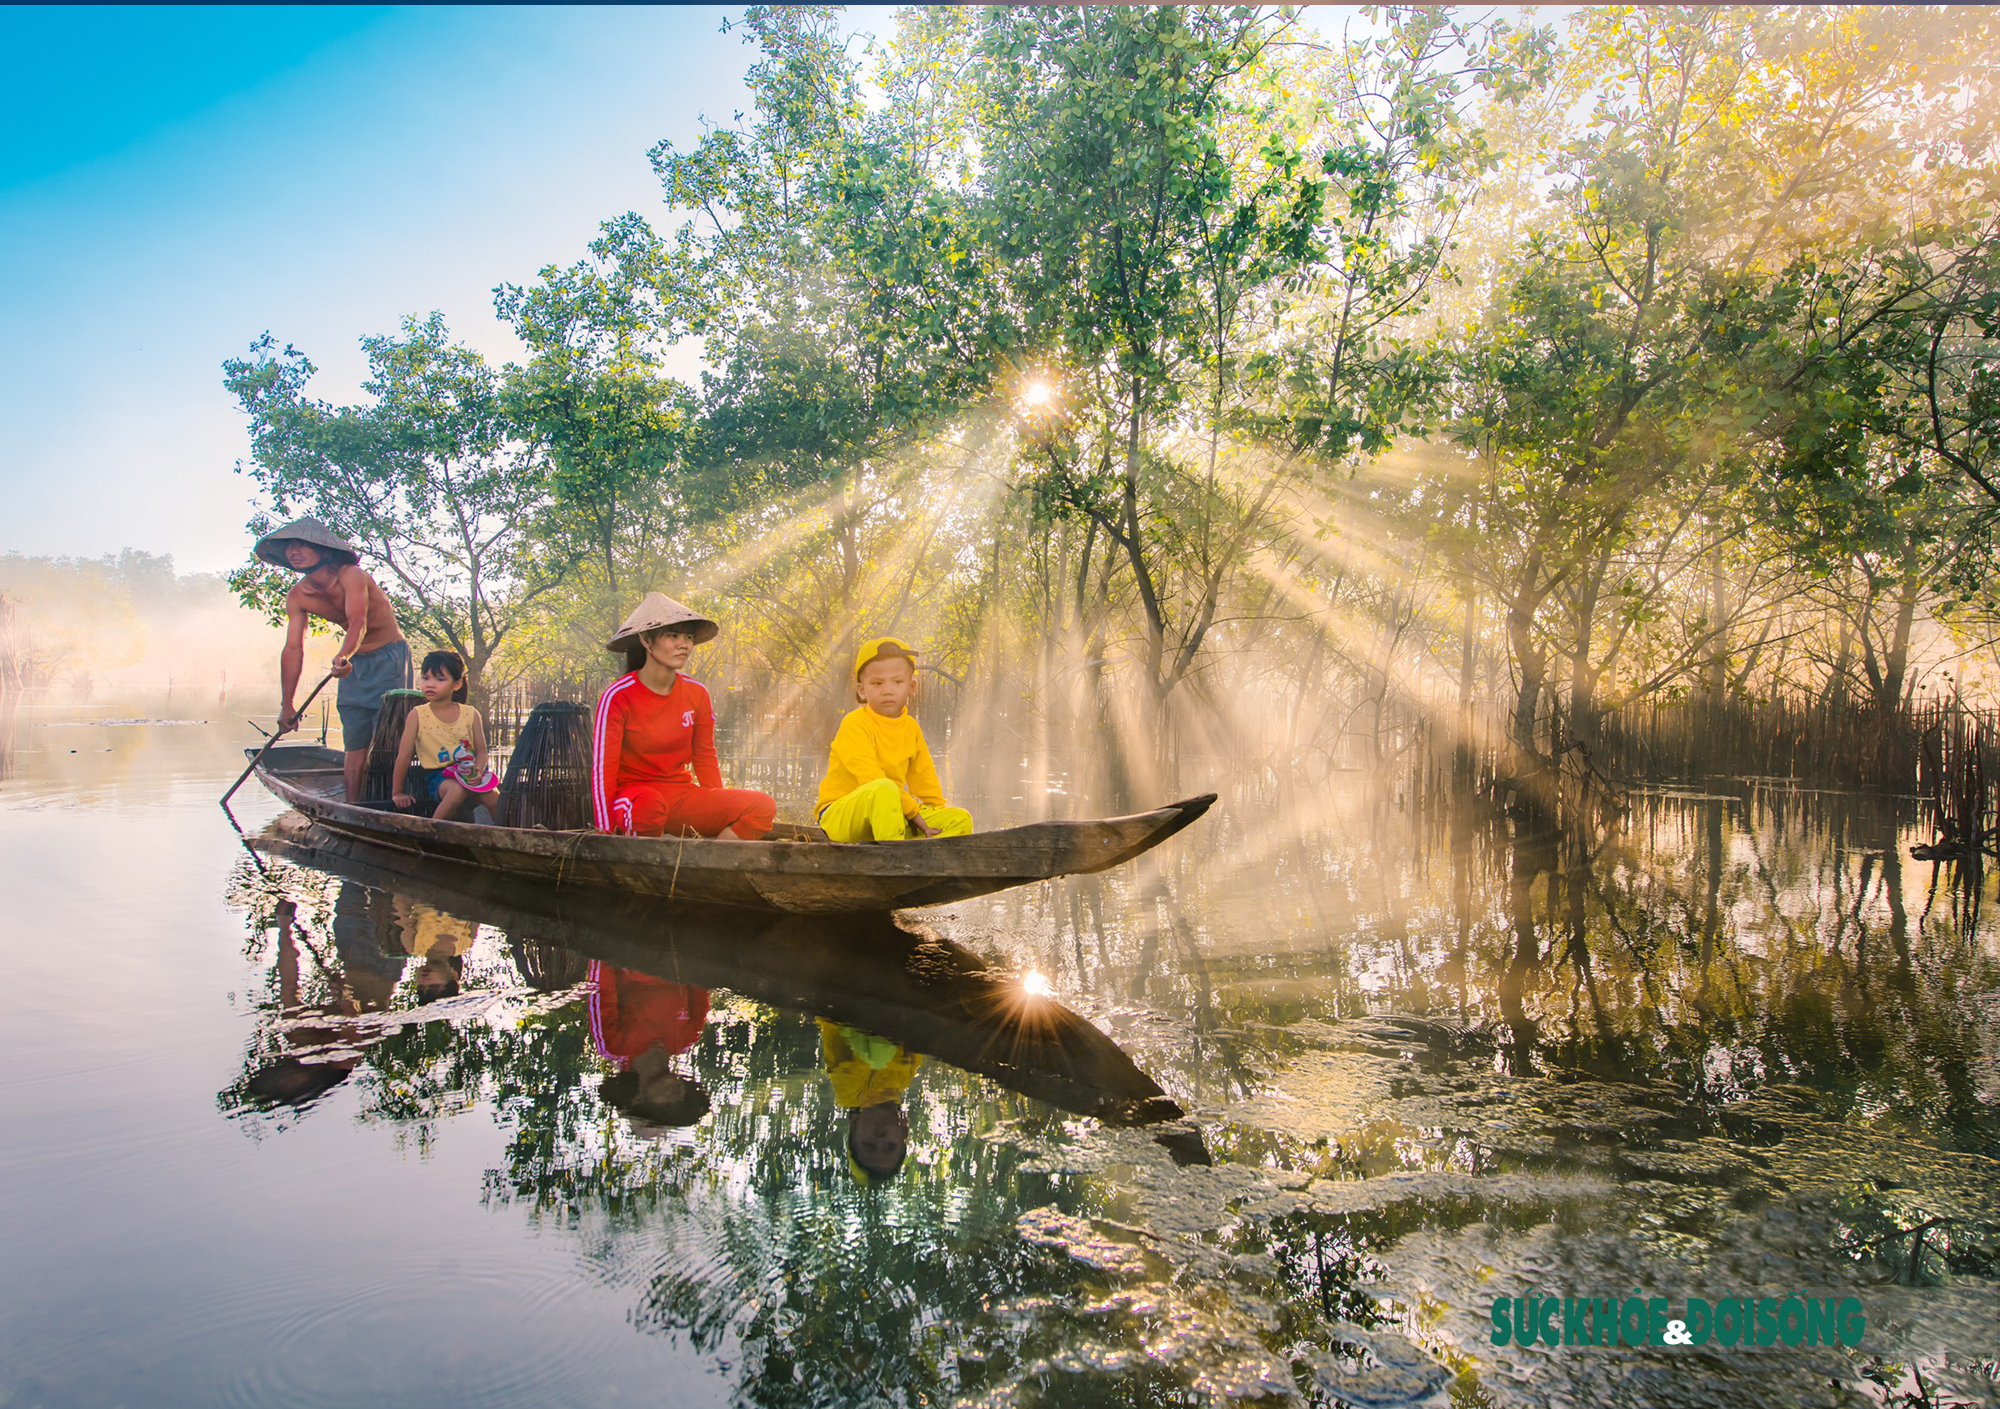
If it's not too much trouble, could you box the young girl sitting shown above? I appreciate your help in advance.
[390,650,499,821]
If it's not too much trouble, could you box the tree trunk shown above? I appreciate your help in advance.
[1704,544,1728,701]
[1118,379,1170,710]
[829,472,864,710]
[1507,594,1546,770]
[833,475,861,605]
[1567,550,1610,761]
[1454,584,1479,785]
[1878,566,1921,714]
[1823,616,1854,712]
[1458,585,1478,718]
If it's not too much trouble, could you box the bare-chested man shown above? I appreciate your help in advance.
[255,517,409,802]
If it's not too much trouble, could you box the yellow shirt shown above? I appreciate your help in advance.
[392,899,477,959]
[410,701,479,769]
[817,1019,922,1109]
[815,706,946,819]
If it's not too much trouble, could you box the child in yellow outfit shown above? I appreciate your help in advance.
[816,636,973,842]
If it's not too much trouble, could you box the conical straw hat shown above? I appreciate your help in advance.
[605,592,720,651]
[254,516,362,569]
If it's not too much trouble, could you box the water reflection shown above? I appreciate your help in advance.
[399,899,474,1003]
[923,780,1998,1405]
[237,893,393,1111]
[196,772,2000,1407]
[219,879,524,1127]
[820,1020,920,1186]
[221,828,1203,1405]
[591,962,712,1132]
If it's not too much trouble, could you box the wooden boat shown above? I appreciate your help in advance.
[252,810,1190,1127]
[246,743,1214,914]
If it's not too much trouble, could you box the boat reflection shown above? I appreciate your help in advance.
[241,815,1188,1129]
[238,890,392,1109]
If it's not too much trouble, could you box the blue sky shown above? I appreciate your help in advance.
[0,5,778,572]
[0,6,1481,577]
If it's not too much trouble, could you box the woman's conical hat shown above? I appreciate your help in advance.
[605,592,720,652]
[254,517,362,570]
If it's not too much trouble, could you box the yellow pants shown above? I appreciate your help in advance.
[818,778,972,842]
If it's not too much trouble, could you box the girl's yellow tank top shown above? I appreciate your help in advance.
[410,701,479,769]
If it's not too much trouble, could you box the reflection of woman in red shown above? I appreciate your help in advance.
[590,960,711,1130]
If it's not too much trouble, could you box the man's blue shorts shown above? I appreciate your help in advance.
[335,639,411,753]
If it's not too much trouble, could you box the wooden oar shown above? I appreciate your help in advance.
[220,672,333,808]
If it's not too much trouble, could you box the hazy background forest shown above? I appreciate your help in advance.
[9,4,1998,809]
[0,551,332,699]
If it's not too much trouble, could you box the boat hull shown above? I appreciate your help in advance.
[247,745,1214,913]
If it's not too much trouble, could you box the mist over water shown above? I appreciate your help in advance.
[0,693,1994,1408]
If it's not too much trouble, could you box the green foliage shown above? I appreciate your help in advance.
[1406,4,2000,764]
[498,220,699,597]
[220,4,2000,752]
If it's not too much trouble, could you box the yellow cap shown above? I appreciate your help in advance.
[853,636,919,679]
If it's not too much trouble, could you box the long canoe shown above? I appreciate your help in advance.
[252,810,1189,1127]
[247,744,1214,914]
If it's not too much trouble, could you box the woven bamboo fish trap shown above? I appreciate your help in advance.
[359,689,427,803]
[508,938,591,992]
[500,702,593,830]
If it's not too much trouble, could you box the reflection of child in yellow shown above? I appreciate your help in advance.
[815,637,973,843]
[818,1018,921,1185]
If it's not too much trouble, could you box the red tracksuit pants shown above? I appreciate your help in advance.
[610,782,776,839]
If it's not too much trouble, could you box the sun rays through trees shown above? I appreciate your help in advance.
[225,4,2000,817]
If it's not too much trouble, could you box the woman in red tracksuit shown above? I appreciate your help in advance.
[592,592,777,840]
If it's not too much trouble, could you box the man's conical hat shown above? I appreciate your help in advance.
[606,592,720,652]
[254,517,362,570]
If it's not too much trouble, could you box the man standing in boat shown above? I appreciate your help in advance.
[256,517,409,802]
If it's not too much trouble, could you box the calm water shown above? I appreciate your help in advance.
[2,695,1996,1408]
